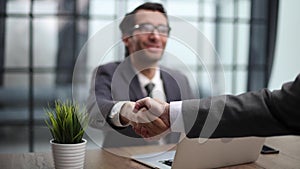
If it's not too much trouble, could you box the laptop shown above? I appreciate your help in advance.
[131,136,265,169]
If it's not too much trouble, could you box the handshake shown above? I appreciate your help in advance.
[119,97,171,140]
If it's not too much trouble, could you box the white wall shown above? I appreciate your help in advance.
[269,0,300,89]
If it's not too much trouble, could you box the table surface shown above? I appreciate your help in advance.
[1,136,300,169]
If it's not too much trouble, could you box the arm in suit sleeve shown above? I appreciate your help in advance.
[86,63,125,130]
[182,74,300,138]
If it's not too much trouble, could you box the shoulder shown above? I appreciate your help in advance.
[95,61,121,75]
[98,61,121,70]
[160,65,187,79]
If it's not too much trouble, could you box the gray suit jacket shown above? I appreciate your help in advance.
[182,73,300,138]
[87,58,195,147]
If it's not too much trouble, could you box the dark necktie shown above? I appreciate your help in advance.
[145,82,155,97]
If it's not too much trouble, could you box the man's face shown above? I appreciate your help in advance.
[124,10,169,64]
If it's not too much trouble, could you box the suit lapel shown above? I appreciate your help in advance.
[161,69,181,102]
[119,58,144,101]
[129,76,144,101]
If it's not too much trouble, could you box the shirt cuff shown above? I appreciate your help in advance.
[170,101,185,132]
[109,101,130,127]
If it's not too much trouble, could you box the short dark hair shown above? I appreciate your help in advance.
[119,2,169,57]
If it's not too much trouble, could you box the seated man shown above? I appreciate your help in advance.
[87,2,195,147]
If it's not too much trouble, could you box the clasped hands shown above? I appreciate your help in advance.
[119,97,170,140]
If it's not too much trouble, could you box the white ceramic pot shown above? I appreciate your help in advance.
[50,139,87,169]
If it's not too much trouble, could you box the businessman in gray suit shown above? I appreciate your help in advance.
[131,73,300,139]
[87,2,195,147]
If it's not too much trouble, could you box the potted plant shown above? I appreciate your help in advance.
[45,100,89,169]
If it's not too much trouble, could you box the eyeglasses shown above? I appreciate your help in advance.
[132,23,171,36]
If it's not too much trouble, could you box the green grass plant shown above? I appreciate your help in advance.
[45,100,89,144]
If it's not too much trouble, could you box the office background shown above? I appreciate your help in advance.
[0,0,299,153]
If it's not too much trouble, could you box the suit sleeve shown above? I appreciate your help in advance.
[86,64,118,130]
[182,74,300,138]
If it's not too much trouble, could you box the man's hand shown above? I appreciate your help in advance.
[119,102,135,125]
[132,97,171,139]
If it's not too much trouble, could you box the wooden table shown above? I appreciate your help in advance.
[1,136,299,169]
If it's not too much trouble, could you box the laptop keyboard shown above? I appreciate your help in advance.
[160,159,173,166]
